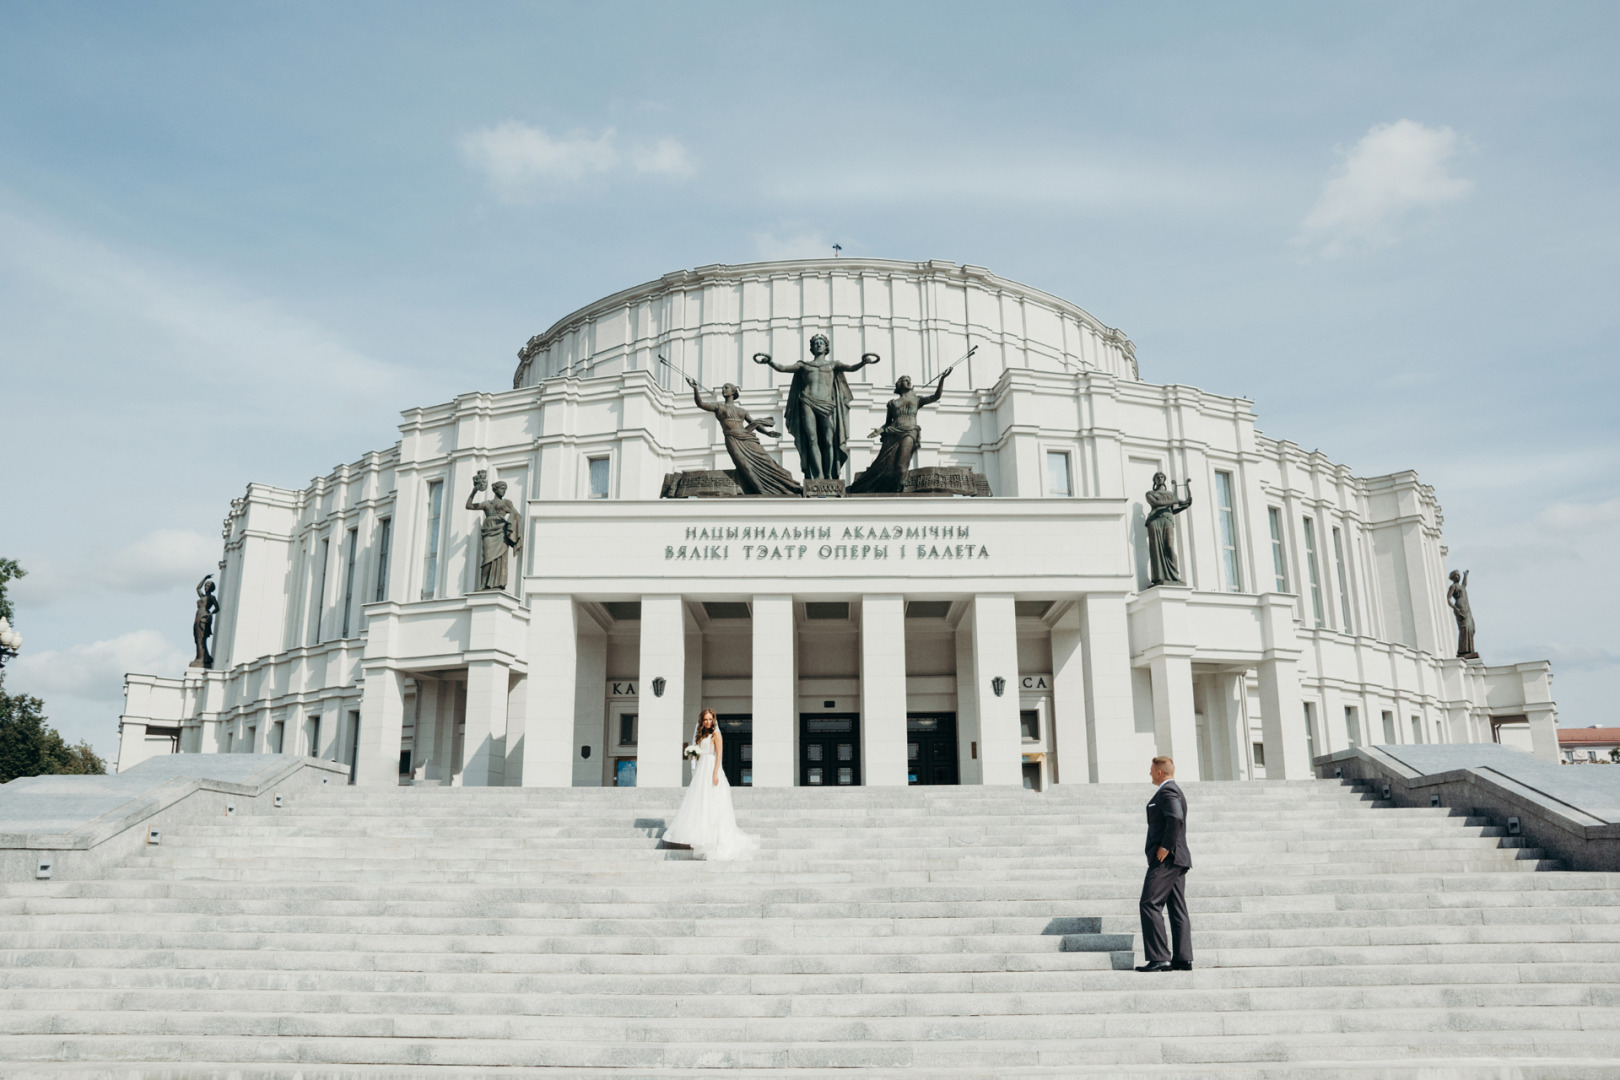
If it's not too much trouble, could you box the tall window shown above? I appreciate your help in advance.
[372,518,392,602]
[588,457,610,499]
[1382,710,1396,743]
[340,527,359,637]
[1046,451,1072,497]
[1344,705,1360,748]
[1214,471,1242,592]
[311,537,330,645]
[1302,517,1325,627]
[1410,715,1424,744]
[1267,507,1289,592]
[1332,526,1354,633]
[421,481,444,600]
[1302,702,1316,762]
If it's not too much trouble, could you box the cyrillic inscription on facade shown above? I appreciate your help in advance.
[666,523,988,563]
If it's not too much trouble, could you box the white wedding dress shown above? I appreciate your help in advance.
[661,734,759,861]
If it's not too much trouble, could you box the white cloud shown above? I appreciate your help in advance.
[11,629,189,703]
[1294,120,1473,256]
[458,123,693,200]
[1536,497,1620,529]
[12,528,222,607]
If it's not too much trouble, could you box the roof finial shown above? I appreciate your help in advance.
[832,243,842,258]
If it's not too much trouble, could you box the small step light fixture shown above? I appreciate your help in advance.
[1430,794,1441,807]
[146,828,161,845]
[1507,816,1522,836]
[35,857,53,879]
[225,802,236,817]
[1380,783,1392,800]
[273,793,284,808]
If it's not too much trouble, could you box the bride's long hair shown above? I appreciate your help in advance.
[693,708,718,743]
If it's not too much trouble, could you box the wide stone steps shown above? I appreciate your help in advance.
[3,778,1617,1077]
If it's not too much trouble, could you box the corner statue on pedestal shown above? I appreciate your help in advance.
[848,370,951,494]
[1447,569,1478,659]
[753,334,879,480]
[1144,473,1193,586]
[686,378,802,496]
[190,575,218,669]
[466,471,523,592]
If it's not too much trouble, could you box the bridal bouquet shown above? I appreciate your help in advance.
[683,744,701,762]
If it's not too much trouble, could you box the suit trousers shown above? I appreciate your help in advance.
[1139,861,1192,964]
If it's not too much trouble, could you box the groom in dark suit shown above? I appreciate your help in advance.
[1136,755,1193,972]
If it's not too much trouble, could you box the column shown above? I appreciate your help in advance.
[354,667,406,786]
[1049,604,1091,784]
[1208,672,1249,781]
[413,679,441,779]
[1257,657,1310,778]
[637,594,686,787]
[1147,649,1200,780]
[1080,592,1138,782]
[115,720,148,774]
[522,595,578,787]
[971,594,1022,786]
[570,620,607,786]
[860,594,907,786]
[752,595,795,787]
[462,660,511,786]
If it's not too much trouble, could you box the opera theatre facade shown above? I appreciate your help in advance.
[117,259,1561,789]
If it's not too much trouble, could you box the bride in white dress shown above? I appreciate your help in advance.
[662,709,760,861]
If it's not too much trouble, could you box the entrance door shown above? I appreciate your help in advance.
[907,713,959,785]
[718,714,753,786]
[800,714,861,786]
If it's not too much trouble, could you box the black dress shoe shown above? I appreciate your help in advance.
[1134,961,1172,972]
[1170,960,1193,971]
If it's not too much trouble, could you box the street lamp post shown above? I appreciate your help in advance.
[0,616,22,667]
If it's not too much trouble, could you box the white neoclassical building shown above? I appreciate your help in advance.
[117,258,1561,786]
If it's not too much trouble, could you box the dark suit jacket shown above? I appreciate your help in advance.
[1145,779,1192,869]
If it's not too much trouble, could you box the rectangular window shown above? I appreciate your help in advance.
[1302,517,1325,627]
[373,518,392,603]
[340,527,359,637]
[420,481,444,600]
[271,720,285,754]
[1267,507,1289,592]
[347,710,361,784]
[1020,709,1040,741]
[1382,710,1396,743]
[1214,471,1242,592]
[311,537,330,645]
[1332,526,1354,633]
[588,457,610,499]
[306,714,321,758]
[1046,451,1072,497]
[1411,715,1424,744]
[1302,702,1316,762]
[1344,705,1360,748]
[618,713,638,746]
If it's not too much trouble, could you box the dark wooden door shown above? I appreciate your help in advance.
[799,714,861,786]
[907,713,959,785]
[718,714,752,786]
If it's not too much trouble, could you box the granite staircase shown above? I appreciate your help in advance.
[2,779,1618,1077]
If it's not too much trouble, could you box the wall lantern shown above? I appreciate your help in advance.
[991,676,1006,698]
[581,745,591,759]
[652,677,666,698]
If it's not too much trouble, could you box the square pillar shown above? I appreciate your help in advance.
[354,667,406,786]
[1256,592,1310,778]
[637,594,686,787]
[1049,603,1091,784]
[1147,649,1200,781]
[1257,657,1310,778]
[412,679,441,780]
[115,720,148,774]
[522,595,578,787]
[971,594,1023,786]
[1080,593,1137,782]
[462,660,511,786]
[861,594,907,786]
[571,620,607,786]
[752,595,795,787]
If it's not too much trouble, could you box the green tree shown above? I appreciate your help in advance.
[0,559,107,783]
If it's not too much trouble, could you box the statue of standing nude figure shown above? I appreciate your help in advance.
[466,471,523,592]
[1447,569,1478,659]
[847,370,951,494]
[753,335,880,480]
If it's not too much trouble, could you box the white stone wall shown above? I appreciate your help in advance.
[124,259,1559,781]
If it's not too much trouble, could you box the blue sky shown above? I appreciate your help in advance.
[2,2,1616,757]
